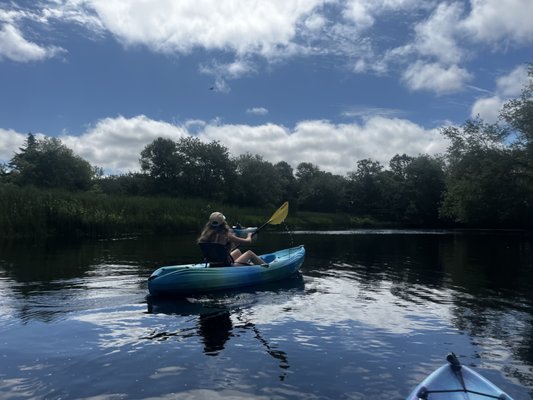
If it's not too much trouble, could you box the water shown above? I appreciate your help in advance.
[0,230,532,399]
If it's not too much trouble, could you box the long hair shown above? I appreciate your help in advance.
[197,221,230,244]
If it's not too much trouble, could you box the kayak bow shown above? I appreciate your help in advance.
[406,353,513,400]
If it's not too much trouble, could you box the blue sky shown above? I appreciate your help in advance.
[1,0,532,175]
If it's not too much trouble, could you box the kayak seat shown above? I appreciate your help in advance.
[199,242,234,268]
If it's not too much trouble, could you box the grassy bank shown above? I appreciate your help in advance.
[0,185,381,239]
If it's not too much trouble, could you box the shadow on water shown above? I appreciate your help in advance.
[145,274,304,381]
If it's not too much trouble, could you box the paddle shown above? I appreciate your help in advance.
[231,201,289,251]
[253,201,289,236]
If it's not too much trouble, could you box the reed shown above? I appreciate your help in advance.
[0,185,378,239]
[0,185,207,238]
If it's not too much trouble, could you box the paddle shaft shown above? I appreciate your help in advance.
[231,202,289,251]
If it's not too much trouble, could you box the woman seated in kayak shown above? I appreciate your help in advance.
[197,211,266,266]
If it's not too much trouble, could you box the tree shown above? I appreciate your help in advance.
[0,163,10,183]
[97,172,149,196]
[500,63,533,204]
[233,154,281,207]
[139,137,235,199]
[500,63,533,153]
[440,119,529,226]
[295,162,347,212]
[9,134,95,191]
[176,137,235,200]
[389,154,414,179]
[437,65,533,227]
[274,161,298,207]
[346,159,387,217]
[403,155,445,225]
[139,137,181,194]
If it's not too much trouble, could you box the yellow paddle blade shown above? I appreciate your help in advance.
[267,201,289,225]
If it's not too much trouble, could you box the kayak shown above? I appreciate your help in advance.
[148,245,305,296]
[232,226,257,238]
[406,353,513,400]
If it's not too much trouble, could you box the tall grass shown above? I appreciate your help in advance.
[0,185,209,239]
[0,184,377,239]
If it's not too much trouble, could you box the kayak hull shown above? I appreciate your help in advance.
[407,362,513,400]
[148,245,305,296]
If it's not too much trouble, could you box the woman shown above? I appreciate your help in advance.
[197,211,266,266]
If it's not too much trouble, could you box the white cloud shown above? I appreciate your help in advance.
[1,115,449,176]
[402,61,472,94]
[246,107,269,116]
[0,23,64,62]
[470,96,503,123]
[411,2,464,65]
[341,106,404,119]
[342,1,375,31]
[470,64,530,122]
[386,0,533,94]
[60,115,189,173]
[304,13,327,31]
[496,64,529,97]
[342,0,429,31]
[201,117,447,175]
[81,0,322,57]
[2,0,531,101]
[463,0,533,45]
[0,128,26,163]
[199,59,256,92]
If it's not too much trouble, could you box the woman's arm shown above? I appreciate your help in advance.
[228,232,253,245]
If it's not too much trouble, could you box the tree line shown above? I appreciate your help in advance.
[2,64,532,229]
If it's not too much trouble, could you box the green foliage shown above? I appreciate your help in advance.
[440,147,531,226]
[296,162,347,212]
[274,161,298,207]
[401,155,446,225]
[139,137,235,199]
[0,184,217,239]
[8,133,96,191]
[346,159,386,217]
[98,172,149,196]
[1,184,351,239]
[343,155,446,226]
[440,117,533,227]
[140,138,177,182]
[232,154,281,207]
[500,63,533,151]
[439,65,533,227]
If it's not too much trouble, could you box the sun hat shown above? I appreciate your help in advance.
[209,212,226,228]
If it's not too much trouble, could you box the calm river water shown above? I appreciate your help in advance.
[0,230,532,399]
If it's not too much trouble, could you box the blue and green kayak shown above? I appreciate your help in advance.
[148,245,305,296]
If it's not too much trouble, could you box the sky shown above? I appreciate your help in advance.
[1,0,532,176]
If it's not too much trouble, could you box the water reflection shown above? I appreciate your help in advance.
[1,231,533,398]
[198,310,233,355]
[0,235,203,324]
[298,230,533,393]
[146,276,304,381]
